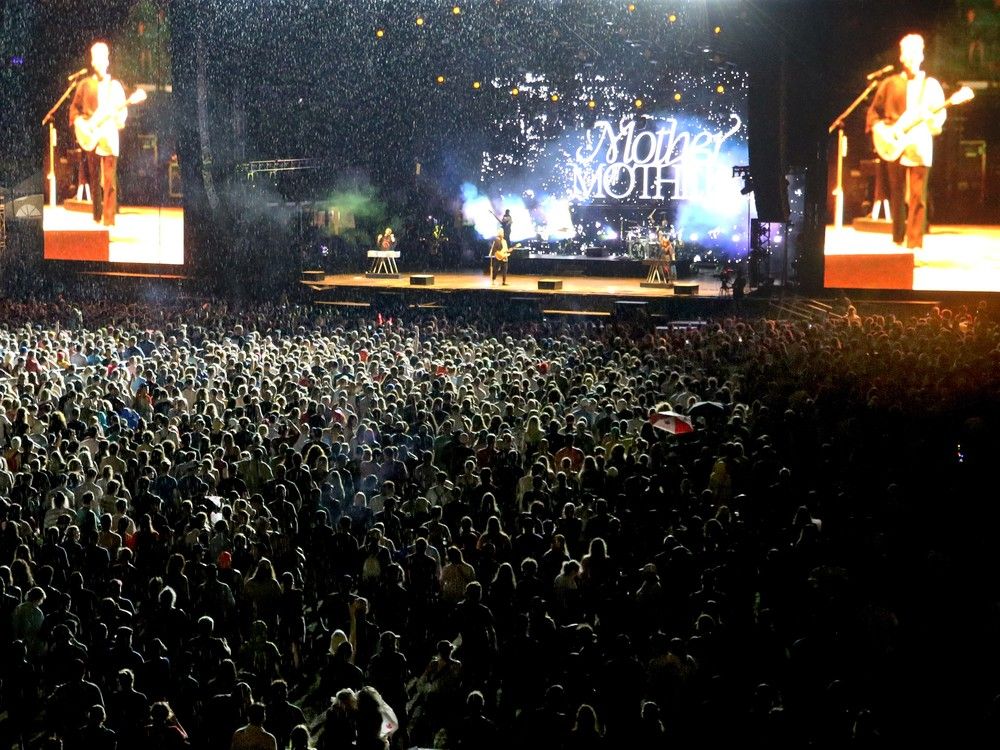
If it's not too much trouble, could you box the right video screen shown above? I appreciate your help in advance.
[823,14,998,292]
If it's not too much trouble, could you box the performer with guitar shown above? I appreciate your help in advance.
[491,209,512,244]
[489,231,523,285]
[69,42,143,228]
[866,34,945,250]
[500,209,512,244]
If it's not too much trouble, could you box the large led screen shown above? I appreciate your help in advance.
[823,21,997,292]
[42,6,182,265]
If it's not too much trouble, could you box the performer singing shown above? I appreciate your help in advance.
[489,232,509,285]
[866,34,946,250]
[377,227,396,251]
[69,42,129,227]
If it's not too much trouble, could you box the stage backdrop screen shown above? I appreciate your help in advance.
[42,7,182,265]
[461,71,751,261]
[822,14,997,292]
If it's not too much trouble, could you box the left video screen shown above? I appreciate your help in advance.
[43,9,182,265]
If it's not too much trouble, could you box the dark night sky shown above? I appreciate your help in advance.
[0,1,977,189]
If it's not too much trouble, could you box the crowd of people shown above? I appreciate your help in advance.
[1,292,999,749]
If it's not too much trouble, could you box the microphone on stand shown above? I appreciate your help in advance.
[866,64,894,81]
[67,68,90,81]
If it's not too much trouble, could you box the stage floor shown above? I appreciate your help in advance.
[43,205,184,265]
[824,224,1000,292]
[304,270,725,298]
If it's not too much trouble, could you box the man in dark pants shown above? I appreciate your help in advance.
[489,232,509,285]
[866,33,946,250]
[69,41,128,227]
[500,209,512,244]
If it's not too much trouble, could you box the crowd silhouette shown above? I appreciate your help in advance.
[1,294,999,748]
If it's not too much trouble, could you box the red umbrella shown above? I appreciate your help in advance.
[651,411,694,434]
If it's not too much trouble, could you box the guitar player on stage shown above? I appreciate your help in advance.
[69,41,130,228]
[490,231,511,285]
[866,33,946,250]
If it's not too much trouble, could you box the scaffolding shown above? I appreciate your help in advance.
[236,158,325,181]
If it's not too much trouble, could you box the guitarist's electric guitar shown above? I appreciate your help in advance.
[494,243,524,262]
[74,88,148,153]
[872,85,974,162]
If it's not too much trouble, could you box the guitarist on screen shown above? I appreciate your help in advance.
[866,34,946,250]
[69,41,130,228]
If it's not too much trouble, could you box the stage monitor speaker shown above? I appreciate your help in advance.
[538,279,563,290]
[125,134,159,205]
[410,274,434,286]
[168,162,183,199]
[957,140,986,204]
[673,281,699,295]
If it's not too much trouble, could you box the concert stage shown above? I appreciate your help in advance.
[302,269,735,316]
[43,205,184,265]
[306,270,722,296]
[824,224,1000,292]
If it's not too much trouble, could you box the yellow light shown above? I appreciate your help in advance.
[452,5,461,14]
[436,75,445,84]
[668,13,677,23]
[588,99,596,109]
[511,87,519,96]
[550,93,559,102]
[714,25,722,34]
[375,28,385,38]
[635,98,643,108]
[716,84,725,94]
[674,92,682,101]
[472,80,481,89]
[416,16,424,26]
[627,3,636,12]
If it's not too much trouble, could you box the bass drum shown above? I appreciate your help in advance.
[627,237,647,259]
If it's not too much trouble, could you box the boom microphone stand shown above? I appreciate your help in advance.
[42,74,86,208]
[828,72,886,230]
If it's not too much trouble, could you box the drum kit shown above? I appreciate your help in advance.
[625,221,680,260]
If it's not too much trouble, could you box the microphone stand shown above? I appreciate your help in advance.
[42,78,83,209]
[828,78,881,230]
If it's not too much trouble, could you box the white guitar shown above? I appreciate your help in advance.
[494,242,525,262]
[74,89,147,153]
[872,85,974,162]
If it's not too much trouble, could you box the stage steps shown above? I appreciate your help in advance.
[770,298,834,323]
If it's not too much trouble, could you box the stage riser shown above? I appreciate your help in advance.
[508,257,692,279]
[308,285,771,320]
[825,252,914,290]
[852,218,893,234]
[44,231,109,262]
